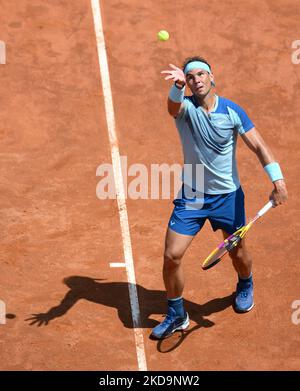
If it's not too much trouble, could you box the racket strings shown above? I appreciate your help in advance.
[202,202,272,271]
[202,225,250,269]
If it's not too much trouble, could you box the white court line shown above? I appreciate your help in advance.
[0,300,6,324]
[90,0,147,371]
[0,41,6,64]
[110,263,126,268]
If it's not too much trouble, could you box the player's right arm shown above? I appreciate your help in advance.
[161,64,186,118]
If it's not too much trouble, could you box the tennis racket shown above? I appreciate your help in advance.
[202,200,274,270]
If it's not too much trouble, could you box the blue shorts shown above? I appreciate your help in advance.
[168,186,246,236]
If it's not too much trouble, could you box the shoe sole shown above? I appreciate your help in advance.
[235,301,255,313]
[151,313,190,340]
[174,314,190,332]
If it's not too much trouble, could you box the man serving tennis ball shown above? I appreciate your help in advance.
[151,56,288,339]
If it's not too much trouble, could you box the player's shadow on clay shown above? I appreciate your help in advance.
[25,276,233,344]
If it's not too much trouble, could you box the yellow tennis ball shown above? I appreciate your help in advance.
[158,30,169,41]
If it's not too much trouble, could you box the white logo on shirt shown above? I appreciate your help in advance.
[215,120,227,126]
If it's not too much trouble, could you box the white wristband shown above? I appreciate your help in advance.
[264,162,283,182]
[169,84,185,103]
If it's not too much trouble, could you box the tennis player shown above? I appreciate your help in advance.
[151,56,288,339]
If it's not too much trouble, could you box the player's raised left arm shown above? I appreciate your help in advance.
[161,64,186,118]
[240,127,288,206]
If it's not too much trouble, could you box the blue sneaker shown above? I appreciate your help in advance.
[150,307,189,339]
[235,279,254,312]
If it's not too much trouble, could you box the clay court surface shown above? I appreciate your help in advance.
[0,0,299,371]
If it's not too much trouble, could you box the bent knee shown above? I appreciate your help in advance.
[229,246,250,263]
[229,252,244,263]
[164,250,183,268]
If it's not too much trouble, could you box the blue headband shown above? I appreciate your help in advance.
[184,61,211,74]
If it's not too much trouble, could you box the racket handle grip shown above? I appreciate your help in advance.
[257,200,274,217]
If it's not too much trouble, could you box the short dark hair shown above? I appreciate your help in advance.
[182,56,212,72]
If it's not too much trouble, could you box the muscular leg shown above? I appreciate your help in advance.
[222,230,252,278]
[151,228,193,338]
[222,230,254,312]
[163,228,194,299]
